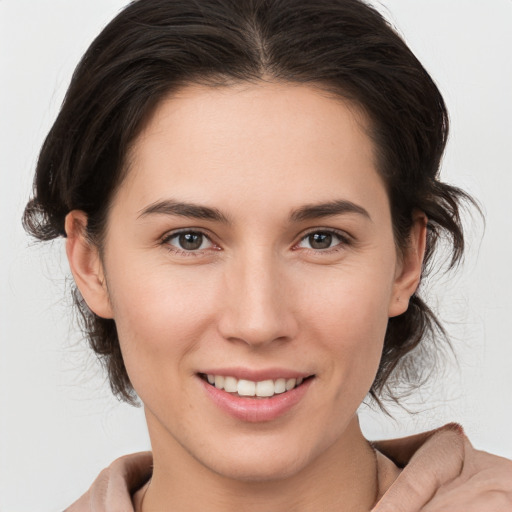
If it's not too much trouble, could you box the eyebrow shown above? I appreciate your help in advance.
[137,199,231,224]
[137,198,371,224]
[289,199,371,223]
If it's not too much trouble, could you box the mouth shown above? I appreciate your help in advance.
[198,373,314,399]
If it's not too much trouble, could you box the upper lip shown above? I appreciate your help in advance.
[198,367,314,382]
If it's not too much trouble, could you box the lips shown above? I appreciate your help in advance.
[198,370,315,422]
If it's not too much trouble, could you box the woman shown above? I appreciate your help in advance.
[20,0,512,510]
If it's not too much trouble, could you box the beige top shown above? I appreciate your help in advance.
[66,424,479,511]
[130,452,401,510]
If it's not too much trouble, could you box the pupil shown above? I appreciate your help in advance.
[179,232,203,250]
[309,232,332,249]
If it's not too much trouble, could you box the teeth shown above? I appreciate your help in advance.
[214,375,224,389]
[205,374,305,397]
[237,379,256,396]
[224,376,238,393]
[274,378,286,394]
[256,380,274,397]
[285,378,296,391]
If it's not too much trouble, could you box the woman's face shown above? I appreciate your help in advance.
[69,82,424,481]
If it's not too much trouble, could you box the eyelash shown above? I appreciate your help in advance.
[161,229,217,257]
[294,228,352,254]
[160,228,352,257]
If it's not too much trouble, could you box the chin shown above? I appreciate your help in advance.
[195,435,318,483]
[211,455,308,483]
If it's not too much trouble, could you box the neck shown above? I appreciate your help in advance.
[139,413,379,512]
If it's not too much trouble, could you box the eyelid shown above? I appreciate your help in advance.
[161,228,220,255]
[159,226,352,256]
[293,227,352,251]
[161,227,211,242]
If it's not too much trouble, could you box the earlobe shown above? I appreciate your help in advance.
[388,211,427,318]
[65,211,114,319]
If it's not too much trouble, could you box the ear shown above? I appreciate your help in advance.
[388,211,427,318]
[65,211,114,319]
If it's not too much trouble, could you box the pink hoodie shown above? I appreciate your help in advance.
[64,424,512,511]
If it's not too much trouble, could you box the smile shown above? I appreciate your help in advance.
[199,372,315,422]
[201,374,306,398]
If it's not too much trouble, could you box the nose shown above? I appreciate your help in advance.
[217,249,298,348]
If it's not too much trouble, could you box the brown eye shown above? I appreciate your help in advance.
[179,233,203,250]
[166,231,213,251]
[297,230,348,251]
[308,232,333,249]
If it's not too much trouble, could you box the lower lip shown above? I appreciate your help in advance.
[200,377,313,423]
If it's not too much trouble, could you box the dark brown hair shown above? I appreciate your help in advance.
[23,0,472,406]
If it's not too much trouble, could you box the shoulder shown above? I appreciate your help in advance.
[64,451,152,512]
[373,424,512,511]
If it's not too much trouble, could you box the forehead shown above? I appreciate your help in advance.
[118,81,388,220]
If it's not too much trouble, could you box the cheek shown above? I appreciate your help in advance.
[104,241,395,406]
[298,267,393,389]
[105,261,220,385]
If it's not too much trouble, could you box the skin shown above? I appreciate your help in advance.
[64,427,512,511]
[65,82,426,511]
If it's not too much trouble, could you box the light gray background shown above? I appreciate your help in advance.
[1,0,511,510]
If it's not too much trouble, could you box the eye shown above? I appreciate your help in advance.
[164,231,214,252]
[297,230,348,251]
